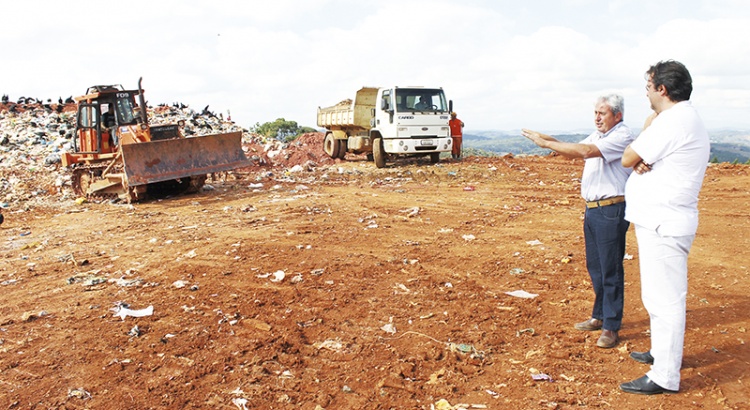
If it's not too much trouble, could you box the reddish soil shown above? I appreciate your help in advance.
[1,148,748,409]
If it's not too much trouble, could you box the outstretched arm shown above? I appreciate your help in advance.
[521,128,601,159]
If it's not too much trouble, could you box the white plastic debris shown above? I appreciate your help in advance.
[462,234,476,241]
[505,290,539,299]
[113,305,154,320]
[172,280,188,288]
[381,323,397,334]
[401,206,420,217]
[526,239,543,246]
[232,397,249,410]
[257,270,285,282]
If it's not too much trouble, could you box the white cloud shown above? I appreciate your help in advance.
[1,0,749,132]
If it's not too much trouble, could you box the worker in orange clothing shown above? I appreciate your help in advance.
[449,112,465,160]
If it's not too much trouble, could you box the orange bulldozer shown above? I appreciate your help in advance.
[61,78,250,203]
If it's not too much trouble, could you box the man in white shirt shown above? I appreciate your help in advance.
[620,60,710,395]
[522,94,635,349]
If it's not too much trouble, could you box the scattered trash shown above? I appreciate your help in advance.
[111,277,143,287]
[463,186,476,191]
[559,374,575,381]
[449,343,475,354]
[232,397,249,410]
[462,234,475,241]
[526,239,543,246]
[113,304,154,320]
[623,253,634,260]
[279,370,294,379]
[381,323,397,334]
[505,290,539,299]
[68,388,92,400]
[172,280,188,289]
[531,373,554,382]
[342,385,353,393]
[438,228,454,233]
[509,268,525,275]
[401,206,421,217]
[432,399,487,410]
[313,339,344,351]
[67,271,108,287]
[434,399,453,410]
[516,328,535,336]
[128,325,141,337]
[257,270,285,282]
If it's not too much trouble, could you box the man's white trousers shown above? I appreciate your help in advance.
[635,225,695,391]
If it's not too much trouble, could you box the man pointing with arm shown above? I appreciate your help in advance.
[522,93,635,349]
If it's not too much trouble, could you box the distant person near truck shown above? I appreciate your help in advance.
[449,112,464,160]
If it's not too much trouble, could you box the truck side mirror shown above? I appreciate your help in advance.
[380,99,390,111]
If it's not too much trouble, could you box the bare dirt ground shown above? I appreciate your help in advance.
[1,147,748,409]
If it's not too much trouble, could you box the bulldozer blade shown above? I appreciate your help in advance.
[121,131,250,186]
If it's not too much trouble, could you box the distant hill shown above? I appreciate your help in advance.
[463,130,750,163]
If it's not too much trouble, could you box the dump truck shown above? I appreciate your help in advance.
[317,86,453,168]
[61,78,250,202]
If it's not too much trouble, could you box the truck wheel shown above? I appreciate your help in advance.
[336,139,347,159]
[323,133,340,159]
[373,138,386,168]
[429,152,440,164]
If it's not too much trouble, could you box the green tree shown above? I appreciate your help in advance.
[251,118,317,142]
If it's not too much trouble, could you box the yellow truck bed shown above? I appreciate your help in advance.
[317,87,378,130]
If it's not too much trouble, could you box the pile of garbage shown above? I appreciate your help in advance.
[0,101,333,208]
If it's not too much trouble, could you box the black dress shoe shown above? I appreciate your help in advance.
[630,351,654,364]
[620,375,677,395]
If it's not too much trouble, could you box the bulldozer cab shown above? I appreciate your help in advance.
[74,88,146,155]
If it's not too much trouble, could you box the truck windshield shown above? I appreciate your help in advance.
[394,89,447,112]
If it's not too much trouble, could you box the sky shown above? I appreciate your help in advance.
[3,0,750,133]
